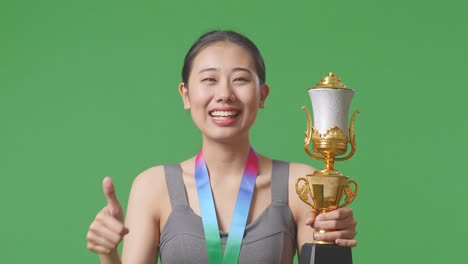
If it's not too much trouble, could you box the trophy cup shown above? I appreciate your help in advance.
[296,72,359,264]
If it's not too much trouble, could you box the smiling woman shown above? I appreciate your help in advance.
[179,40,268,142]
[85,30,358,264]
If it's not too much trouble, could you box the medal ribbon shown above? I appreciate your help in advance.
[195,148,258,264]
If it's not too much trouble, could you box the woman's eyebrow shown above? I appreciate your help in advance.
[198,67,253,75]
[232,67,253,75]
[198,67,218,74]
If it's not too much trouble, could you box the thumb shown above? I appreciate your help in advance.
[304,210,317,226]
[102,176,122,218]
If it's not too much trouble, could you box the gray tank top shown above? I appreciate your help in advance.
[159,160,297,264]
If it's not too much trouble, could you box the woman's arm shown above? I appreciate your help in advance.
[121,166,168,264]
[288,163,318,253]
[87,166,167,264]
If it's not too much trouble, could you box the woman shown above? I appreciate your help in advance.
[86,30,357,264]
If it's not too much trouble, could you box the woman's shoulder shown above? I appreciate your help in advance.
[130,157,196,193]
[131,165,165,187]
[282,162,315,193]
[288,162,316,179]
[126,161,188,216]
[125,165,167,207]
[283,161,316,221]
[267,158,315,181]
[258,154,316,180]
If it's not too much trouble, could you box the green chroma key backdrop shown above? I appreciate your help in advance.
[1,0,467,263]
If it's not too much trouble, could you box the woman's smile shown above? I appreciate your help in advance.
[209,108,241,126]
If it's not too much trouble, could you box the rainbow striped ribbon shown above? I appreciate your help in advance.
[195,148,258,264]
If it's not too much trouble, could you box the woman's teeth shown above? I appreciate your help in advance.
[210,110,239,117]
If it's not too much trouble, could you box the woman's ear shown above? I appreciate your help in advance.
[179,82,190,110]
[259,84,270,109]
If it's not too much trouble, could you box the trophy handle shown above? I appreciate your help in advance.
[336,109,360,161]
[302,106,326,162]
[338,180,358,208]
[295,177,315,210]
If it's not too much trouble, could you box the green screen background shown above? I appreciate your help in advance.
[1,0,467,263]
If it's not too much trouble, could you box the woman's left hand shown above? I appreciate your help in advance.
[304,207,358,247]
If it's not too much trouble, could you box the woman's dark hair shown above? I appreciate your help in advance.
[182,30,266,86]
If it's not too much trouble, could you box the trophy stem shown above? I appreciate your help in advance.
[324,153,335,171]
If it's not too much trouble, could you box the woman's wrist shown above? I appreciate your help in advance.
[98,249,121,264]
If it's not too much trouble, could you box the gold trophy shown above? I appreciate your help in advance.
[296,72,359,264]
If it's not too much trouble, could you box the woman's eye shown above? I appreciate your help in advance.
[202,78,217,83]
[233,77,249,83]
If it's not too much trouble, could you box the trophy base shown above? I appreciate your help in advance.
[299,243,352,264]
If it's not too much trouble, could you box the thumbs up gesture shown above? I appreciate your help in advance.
[87,177,129,255]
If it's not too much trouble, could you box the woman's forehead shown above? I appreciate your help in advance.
[191,42,256,72]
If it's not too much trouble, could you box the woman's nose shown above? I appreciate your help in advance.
[215,80,235,102]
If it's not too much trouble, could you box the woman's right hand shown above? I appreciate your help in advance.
[87,177,129,255]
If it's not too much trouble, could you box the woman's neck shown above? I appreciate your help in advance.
[200,136,253,180]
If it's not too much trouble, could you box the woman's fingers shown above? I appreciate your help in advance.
[313,229,357,242]
[313,216,357,230]
[96,211,129,236]
[86,177,128,255]
[86,230,117,250]
[310,207,358,247]
[87,220,128,254]
[335,239,358,247]
[87,212,128,255]
[304,211,317,226]
[90,216,124,244]
[103,177,124,220]
[313,207,356,232]
[315,207,353,221]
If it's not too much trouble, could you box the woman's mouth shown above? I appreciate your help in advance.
[209,110,241,125]
[209,110,240,118]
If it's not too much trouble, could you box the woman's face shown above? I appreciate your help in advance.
[179,41,269,143]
